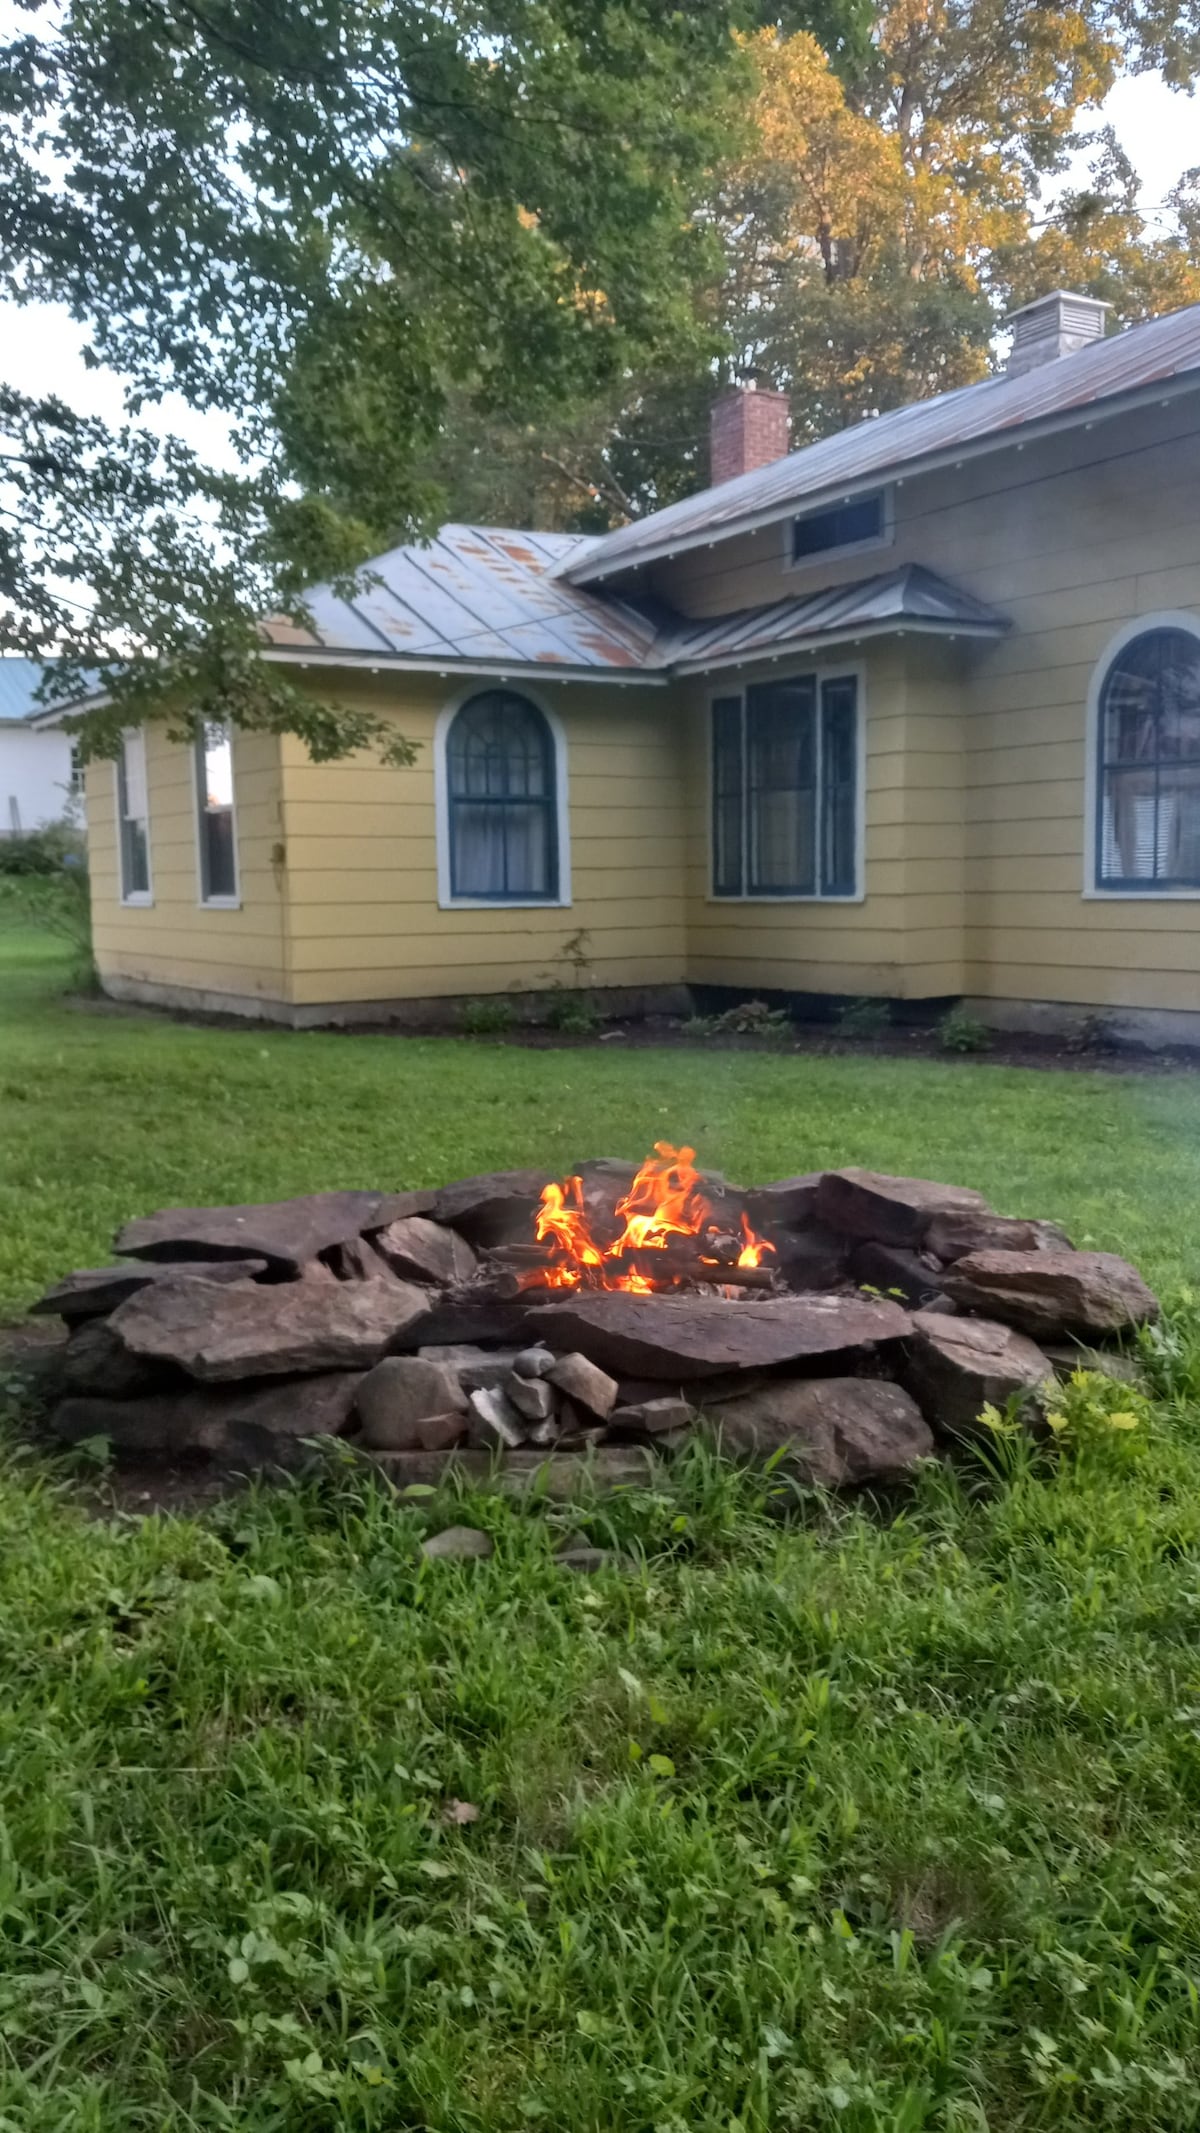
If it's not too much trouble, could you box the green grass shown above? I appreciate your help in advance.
[4,905,1200,2129]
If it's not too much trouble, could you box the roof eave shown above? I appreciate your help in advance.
[260,646,671,684]
[566,367,1200,589]
[670,613,1008,678]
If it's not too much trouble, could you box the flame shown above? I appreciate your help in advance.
[528,1142,774,1292]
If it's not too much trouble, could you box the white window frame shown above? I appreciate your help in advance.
[434,687,572,910]
[114,728,153,907]
[192,720,241,909]
[782,486,894,575]
[706,660,867,904]
[1083,610,1200,902]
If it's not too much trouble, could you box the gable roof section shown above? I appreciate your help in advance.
[0,658,53,723]
[562,302,1200,588]
[264,532,1005,682]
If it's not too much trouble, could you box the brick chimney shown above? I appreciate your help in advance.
[710,381,790,485]
[1006,290,1110,377]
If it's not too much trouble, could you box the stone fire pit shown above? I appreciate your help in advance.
[31,1151,1160,1493]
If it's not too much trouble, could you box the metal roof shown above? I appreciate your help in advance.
[266,530,1003,680]
[261,523,667,675]
[563,302,1200,587]
[0,658,52,723]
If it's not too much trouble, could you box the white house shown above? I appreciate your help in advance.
[0,660,77,835]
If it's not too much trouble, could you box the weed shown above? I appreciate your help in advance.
[707,998,792,1038]
[458,996,519,1036]
[836,994,891,1040]
[937,1004,993,1054]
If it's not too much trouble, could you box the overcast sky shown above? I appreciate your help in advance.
[0,66,1196,471]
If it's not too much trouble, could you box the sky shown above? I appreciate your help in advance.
[0,66,1196,470]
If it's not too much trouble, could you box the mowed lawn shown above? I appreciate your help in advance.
[4,903,1200,2131]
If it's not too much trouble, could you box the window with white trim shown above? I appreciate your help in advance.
[195,721,238,902]
[116,729,151,901]
[1096,627,1200,890]
[712,674,859,898]
[445,691,559,901]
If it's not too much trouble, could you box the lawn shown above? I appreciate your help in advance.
[3,904,1200,2131]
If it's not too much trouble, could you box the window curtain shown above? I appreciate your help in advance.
[1098,630,1200,887]
[447,693,557,899]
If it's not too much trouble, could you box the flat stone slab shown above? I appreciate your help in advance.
[903,1310,1053,1435]
[943,1250,1159,1339]
[702,1376,934,1488]
[924,1211,1074,1262]
[31,1258,269,1320]
[432,1170,550,1247]
[116,1192,403,1272]
[110,1275,430,1380]
[816,1169,989,1248]
[527,1292,910,1380]
[373,1215,477,1286]
[49,1371,364,1460]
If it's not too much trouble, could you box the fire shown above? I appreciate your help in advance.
[528,1142,775,1293]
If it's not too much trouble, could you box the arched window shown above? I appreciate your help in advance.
[1096,626,1200,890]
[445,691,559,901]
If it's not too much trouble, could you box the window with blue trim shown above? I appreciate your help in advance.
[712,675,858,898]
[1096,628,1200,889]
[447,691,559,900]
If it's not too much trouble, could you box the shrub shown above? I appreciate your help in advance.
[707,999,791,1039]
[938,1005,993,1054]
[836,994,891,1040]
[0,820,86,876]
[545,993,600,1036]
[458,996,519,1036]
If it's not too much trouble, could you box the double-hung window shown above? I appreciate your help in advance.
[1095,627,1200,890]
[116,729,151,902]
[195,721,239,903]
[445,691,559,901]
[712,673,859,898]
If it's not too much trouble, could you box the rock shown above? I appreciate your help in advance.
[417,1344,532,1390]
[943,1250,1159,1339]
[556,1547,625,1573]
[61,1320,171,1399]
[506,1373,556,1422]
[420,1525,494,1561]
[527,1292,911,1382]
[546,1351,619,1420]
[526,1412,562,1447]
[411,1298,540,1350]
[372,1215,477,1286]
[111,1275,430,1380]
[852,1242,944,1309]
[117,1191,402,1273]
[355,1357,468,1449]
[815,1169,989,1248]
[48,1372,364,1460]
[765,1224,849,1291]
[467,1385,526,1450]
[289,1256,343,1285]
[1041,1342,1147,1388]
[702,1377,934,1487]
[369,1188,439,1224]
[363,1448,662,1496]
[742,1174,824,1229]
[609,1394,695,1437]
[512,1345,556,1379]
[322,1235,406,1282]
[925,1211,1074,1262]
[554,1396,605,1449]
[902,1310,1053,1435]
[30,1258,270,1322]
[432,1170,550,1248]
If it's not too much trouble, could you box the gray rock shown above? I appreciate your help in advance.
[546,1351,619,1420]
[372,1215,477,1286]
[322,1235,405,1282]
[526,1412,562,1447]
[609,1394,695,1437]
[432,1170,550,1247]
[512,1344,557,1379]
[61,1319,170,1399]
[528,1291,911,1382]
[852,1241,944,1309]
[1042,1342,1146,1388]
[554,1396,606,1450]
[356,1357,468,1449]
[943,1249,1159,1339]
[467,1385,526,1450]
[116,1191,399,1273]
[815,1169,989,1248]
[507,1373,557,1422]
[412,1299,540,1350]
[49,1371,364,1461]
[556,1547,625,1573]
[111,1275,430,1380]
[420,1525,494,1561]
[742,1174,824,1229]
[702,1377,934,1488]
[903,1310,1053,1435]
[765,1223,849,1291]
[925,1211,1074,1262]
[30,1258,270,1322]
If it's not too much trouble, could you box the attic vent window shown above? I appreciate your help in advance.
[792,492,885,564]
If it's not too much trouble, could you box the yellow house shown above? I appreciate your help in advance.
[77,292,1200,1044]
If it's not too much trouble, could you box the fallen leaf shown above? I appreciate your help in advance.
[443,1799,480,1825]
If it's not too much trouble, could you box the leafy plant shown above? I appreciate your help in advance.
[0,820,87,877]
[458,996,519,1036]
[938,1005,992,1054]
[546,995,601,1036]
[707,998,791,1038]
[540,928,601,1035]
[836,995,891,1040]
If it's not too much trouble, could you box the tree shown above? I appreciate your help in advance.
[0,0,773,755]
